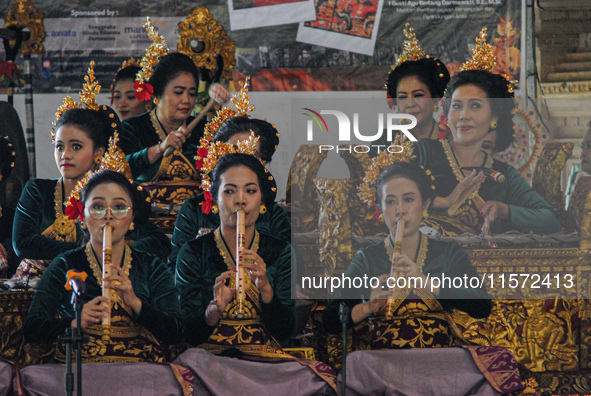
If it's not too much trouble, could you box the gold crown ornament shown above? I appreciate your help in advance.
[197,133,260,192]
[65,132,145,221]
[461,27,516,93]
[51,61,101,143]
[200,77,255,145]
[393,23,426,69]
[357,135,415,207]
[135,17,169,101]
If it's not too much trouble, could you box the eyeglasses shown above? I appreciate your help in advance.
[88,204,131,220]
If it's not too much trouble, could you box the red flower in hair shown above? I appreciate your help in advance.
[65,196,84,222]
[386,91,396,110]
[437,113,451,140]
[370,202,381,220]
[195,147,208,171]
[134,81,154,101]
[201,190,213,214]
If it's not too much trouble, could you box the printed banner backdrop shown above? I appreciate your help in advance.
[0,1,520,92]
[228,0,316,30]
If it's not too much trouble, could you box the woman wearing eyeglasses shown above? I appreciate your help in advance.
[23,170,182,362]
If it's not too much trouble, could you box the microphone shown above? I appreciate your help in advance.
[65,270,88,296]
[461,167,505,183]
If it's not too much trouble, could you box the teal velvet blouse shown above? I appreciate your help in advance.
[13,178,171,261]
[23,245,183,345]
[176,230,295,346]
[119,112,205,183]
[168,193,292,271]
[323,238,492,334]
[411,139,561,234]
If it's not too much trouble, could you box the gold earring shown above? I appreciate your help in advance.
[153,98,160,105]
[423,209,429,219]
[259,204,267,214]
[490,119,498,129]
[378,214,383,222]
[81,221,86,229]
[129,222,135,231]
[212,205,219,214]
[94,156,102,165]
[433,104,439,112]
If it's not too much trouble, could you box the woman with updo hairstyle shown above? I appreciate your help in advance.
[111,63,151,121]
[411,66,560,236]
[175,153,335,393]
[322,162,507,395]
[213,116,279,165]
[24,169,182,362]
[12,105,170,287]
[176,153,292,348]
[386,57,450,140]
[169,116,291,272]
[119,52,205,207]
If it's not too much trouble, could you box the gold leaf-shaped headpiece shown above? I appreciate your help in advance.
[461,27,516,93]
[135,17,169,101]
[357,135,415,206]
[52,61,101,143]
[197,133,260,191]
[201,77,255,145]
[393,23,425,69]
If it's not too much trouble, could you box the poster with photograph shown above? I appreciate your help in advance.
[228,0,316,30]
[296,0,383,56]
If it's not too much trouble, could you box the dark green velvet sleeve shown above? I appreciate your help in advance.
[169,195,213,272]
[23,253,78,343]
[13,179,80,260]
[412,139,560,234]
[127,218,171,260]
[169,197,293,272]
[130,249,183,344]
[176,233,295,346]
[176,238,217,346]
[120,114,160,182]
[491,165,560,234]
[23,247,183,345]
[323,247,375,335]
[427,240,492,318]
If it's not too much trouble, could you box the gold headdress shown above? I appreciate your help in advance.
[461,27,516,93]
[393,23,425,69]
[197,134,260,192]
[51,61,101,143]
[357,135,415,206]
[135,17,169,101]
[200,77,255,145]
[65,132,145,219]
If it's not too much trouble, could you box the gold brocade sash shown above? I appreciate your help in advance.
[200,229,292,358]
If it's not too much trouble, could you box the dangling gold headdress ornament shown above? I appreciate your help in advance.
[393,23,425,69]
[460,27,516,93]
[357,135,418,207]
[110,58,140,104]
[64,132,147,221]
[200,77,255,145]
[51,61,101,143]
[135,17,169,101]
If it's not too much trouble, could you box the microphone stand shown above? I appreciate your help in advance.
[339,303,349,396]
[61,287,87,396]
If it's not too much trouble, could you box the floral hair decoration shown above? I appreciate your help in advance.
[135,17,169,101]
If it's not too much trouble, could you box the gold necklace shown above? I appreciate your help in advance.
[53,178,76,238]
[85,242,132,287]
[149,109,186,143]
[441,140,493,183]
[214,227,260,270]
[385,233,428,270]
